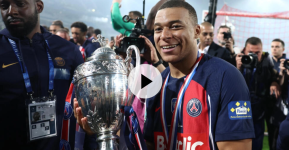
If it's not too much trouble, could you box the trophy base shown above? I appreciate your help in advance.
[96,132,119,150]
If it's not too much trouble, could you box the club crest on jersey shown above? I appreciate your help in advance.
[59,139,71,150]
[186,98,202,117]
[54,57,65,66]
[228,101,252,120]
[63,102,73,120]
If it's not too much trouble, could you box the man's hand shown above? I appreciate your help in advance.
[270,82,281,99]
[115,34,124,48]
[109,41,114,49]
[73,98,95,135]
[224,38,234,54]
[139,35,159,64]
[279,58,288,76]
[236,53,243,70]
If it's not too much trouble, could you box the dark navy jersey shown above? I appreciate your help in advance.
[0,27,84,149]
[83,39,100,58]
[144,54,255,150]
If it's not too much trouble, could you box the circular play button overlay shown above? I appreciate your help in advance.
[128,64,163,99]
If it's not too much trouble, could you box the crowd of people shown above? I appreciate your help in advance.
[0,0,288,150]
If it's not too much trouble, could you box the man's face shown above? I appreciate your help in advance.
[49,25,60,35]
[154,7,200,63]
[129,12,137,23]
[271,41,284,58]
[244,43,263,62]
[0,0,40,37]
[217,27,230,45]
[71,27,86,44]
[199,25,214,47]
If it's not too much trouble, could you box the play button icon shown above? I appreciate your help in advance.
[141,74,152,89]
[128,64,163,99]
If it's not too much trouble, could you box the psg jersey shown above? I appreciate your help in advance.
[144,54,255,150]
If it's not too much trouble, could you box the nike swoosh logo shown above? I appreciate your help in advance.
[155,107,160,112]
[2,62,18,68]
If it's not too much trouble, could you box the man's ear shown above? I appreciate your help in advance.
[194,25,201,39]
[36,0,44,13]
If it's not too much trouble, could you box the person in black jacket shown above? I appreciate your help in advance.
[0,0,84,149]
[198,22,232,63]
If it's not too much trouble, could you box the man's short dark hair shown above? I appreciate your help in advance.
[52,20,64,28]
[71,22,87,33]
[158,0,198,25]
[129,11,143,19]
[272,38,285,47]
[217,25,231,33]
[94,29,101,35]
[245,37,262,47]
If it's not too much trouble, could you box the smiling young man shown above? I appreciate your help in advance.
[143,1,255,150]
[0,0,83,149]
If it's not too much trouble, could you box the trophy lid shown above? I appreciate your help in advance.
[73,35,127,83]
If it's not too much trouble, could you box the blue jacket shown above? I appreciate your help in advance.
[0,27,84,149]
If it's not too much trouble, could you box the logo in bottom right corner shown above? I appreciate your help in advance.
[228,101,252,120]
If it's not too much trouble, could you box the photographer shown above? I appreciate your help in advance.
[235,37,280,150]
[266,38,287,150]
[277,57,289,150]
[216,25,242,55]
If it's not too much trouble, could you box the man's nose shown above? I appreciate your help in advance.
[7,4,19,16]
[160,27,172,40]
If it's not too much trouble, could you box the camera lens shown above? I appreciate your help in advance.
[241,55,252,65]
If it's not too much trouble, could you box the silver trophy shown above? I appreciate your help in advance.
[73,35,140,149]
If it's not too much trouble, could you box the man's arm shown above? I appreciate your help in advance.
[217,139,252,150]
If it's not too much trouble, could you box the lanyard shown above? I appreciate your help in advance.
[8,39,54,97]
[160,53,203,150]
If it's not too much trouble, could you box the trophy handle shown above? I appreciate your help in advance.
[124,45,141,74]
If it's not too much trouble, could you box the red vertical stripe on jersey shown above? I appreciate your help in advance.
[182,80,210,150]
[61,83,74,141]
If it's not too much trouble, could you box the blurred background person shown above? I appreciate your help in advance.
[56,28,70,41]
[87,26,94,40]
[92,29,102,39]
[198,22,231,62]
[49,20,64,35]
[71,21,100,57]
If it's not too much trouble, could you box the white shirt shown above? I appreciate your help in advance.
[198,43,210,54]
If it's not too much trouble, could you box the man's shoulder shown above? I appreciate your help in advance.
[200,54,236,72]
[46,34,76,49]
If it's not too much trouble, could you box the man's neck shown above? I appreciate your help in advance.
[273,55,283,62]
[199,43,207,50]
[27,24,41,39]
[169,51,198,79]
[79,37,86,46]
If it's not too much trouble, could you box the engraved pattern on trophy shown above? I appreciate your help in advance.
[73,34,141,149]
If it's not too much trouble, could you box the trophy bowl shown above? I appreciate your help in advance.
[73,36,140,150]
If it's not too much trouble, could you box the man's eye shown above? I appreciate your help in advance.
[16,2,25,7]
[0,3,9,9]
[154,28,162,32]
[171,25,181,29]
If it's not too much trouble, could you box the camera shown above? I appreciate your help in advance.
[223,32,232,40]
[116,15,152,55]
[284,59,289,70]
[241,53,258,68]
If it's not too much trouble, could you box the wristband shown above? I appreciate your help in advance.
[152,59,163,67]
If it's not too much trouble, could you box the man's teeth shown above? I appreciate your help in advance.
[162,45,178,49]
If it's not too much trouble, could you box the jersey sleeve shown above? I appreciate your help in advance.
[215,65,255,141]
